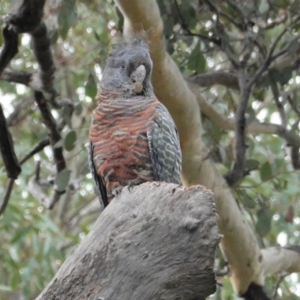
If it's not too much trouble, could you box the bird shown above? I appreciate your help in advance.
[89,38,182,208]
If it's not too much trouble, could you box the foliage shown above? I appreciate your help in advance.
[0,0,299,299]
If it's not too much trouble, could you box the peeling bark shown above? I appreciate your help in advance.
[36,183,220,300]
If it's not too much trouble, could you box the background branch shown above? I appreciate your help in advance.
[1,70,35,87]
[0,25,19,75]
[189,84,300,147]
[188,71,240,90]
[34,92,67,209]
[34,92,65,172]
[19,138,50,165]
[31,22,57,106]
[224,70,251,186]
[0,179,15,216]
[0,104,21,179]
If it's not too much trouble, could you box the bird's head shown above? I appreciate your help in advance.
[101,38,154,97]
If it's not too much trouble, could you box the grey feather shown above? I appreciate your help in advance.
[147,103,182,184]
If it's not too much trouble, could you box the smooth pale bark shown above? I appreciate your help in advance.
[115,0,263,294]
[261,247,300,276]
[36,183,220,300]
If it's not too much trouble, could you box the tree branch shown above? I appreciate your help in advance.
[34,92,65,172]
[188,71,239,90]
[224,70,251,186]
[203,0,240,69]
[19,138,50,165]
[241,246,300,299]
[7,0,45,33]
[0,0,46,74]
[7,96,35,127]
[249,27,289,86]
[173,0,221,45]
[291,146,300,170]
[187,54,300,90]
[0,179,15,216]
[31,22,57,106]
[1,0,69,211]
[1,69,32,85]
[189,83,300,147]
[34,92,66,209]
[0,104,21,179]
[0,25,19,75]
[261,246,300,275]
[37,183,221,300]
[2,0,59,107]
[0,138,51,216]
[269,78,286,127]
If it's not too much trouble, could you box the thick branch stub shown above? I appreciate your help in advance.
[36,182,221,300]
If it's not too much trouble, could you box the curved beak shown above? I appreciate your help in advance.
[130,65,146,94]
[130,65,146,83]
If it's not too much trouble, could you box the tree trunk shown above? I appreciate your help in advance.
[36,182,221,300]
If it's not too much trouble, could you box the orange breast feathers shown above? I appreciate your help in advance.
[89,95,158,186]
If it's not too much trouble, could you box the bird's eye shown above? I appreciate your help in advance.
[120,64,125,69]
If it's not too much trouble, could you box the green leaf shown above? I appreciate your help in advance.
[260,161,273,182]
[187,44,206,73]
[246,159,260,171]
[11,226,33,244]
[180,2,197,29]
[36,215,60,233]
[43,236,52,256]
[243,193,256,209]
[75,103,83,116]
[237,190,256,209]
[58,0,77,39]
[273,178,288,191]
[274,157,284,171]
[48,29,59,44]
[256,208,272,237]
[287,38,300,55]
[259,0,270,14]
[269,68,292,86]
[85,73,97,99]
[55,169,70,192]
[64,130,77,151]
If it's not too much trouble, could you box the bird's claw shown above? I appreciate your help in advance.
[112,186,123,197]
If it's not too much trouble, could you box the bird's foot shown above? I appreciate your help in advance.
[127,179,143,192]
[112,186,123,197]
